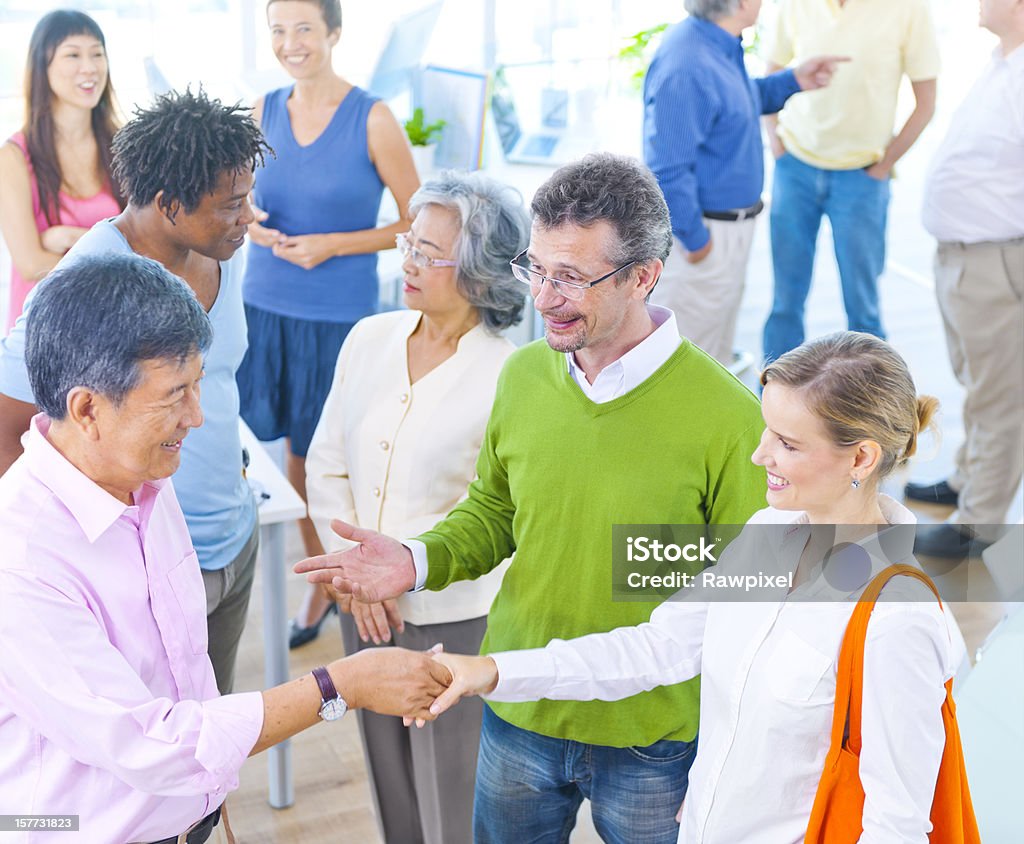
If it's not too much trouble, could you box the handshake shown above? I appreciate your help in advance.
[321,644,499,724]
[294,518,501,724]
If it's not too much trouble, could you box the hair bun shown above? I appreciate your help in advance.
[905,394,940,460]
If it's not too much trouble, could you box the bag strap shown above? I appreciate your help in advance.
[829,564,943,758]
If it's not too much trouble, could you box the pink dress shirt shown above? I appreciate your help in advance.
[0,416,264,842]
[5,133,121,331]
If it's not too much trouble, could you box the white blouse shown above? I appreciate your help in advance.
[490,496,965,843]
[306,309,514,626]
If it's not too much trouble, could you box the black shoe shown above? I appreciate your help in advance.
[904,479,959,506]
[288,601,338,649]
[913,524,991,560]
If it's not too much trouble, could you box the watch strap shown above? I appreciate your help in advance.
[311,666,338,704]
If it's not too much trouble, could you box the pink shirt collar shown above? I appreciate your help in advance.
[23,413,165,544]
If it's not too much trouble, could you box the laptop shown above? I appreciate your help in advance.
[490,76,594,166]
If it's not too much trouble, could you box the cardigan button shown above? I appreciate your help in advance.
[373,487,381,497]
[400,393,409,403]
[380,441,390,451]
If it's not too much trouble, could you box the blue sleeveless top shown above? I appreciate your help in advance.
[244,85,384,323]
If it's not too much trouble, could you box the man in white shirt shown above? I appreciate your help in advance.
[910,0,1024,557]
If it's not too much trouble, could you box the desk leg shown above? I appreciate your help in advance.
[261,522,294,809]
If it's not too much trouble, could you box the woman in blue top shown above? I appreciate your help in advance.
[239,0,420,624]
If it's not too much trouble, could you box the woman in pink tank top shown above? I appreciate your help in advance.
[0,10,124,331]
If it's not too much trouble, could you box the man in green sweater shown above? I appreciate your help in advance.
[298,153,765,843]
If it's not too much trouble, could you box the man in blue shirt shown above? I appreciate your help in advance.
[0,90,271,696]
[644,0,845,365]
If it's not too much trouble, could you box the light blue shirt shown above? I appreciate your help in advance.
[0,220,257,571]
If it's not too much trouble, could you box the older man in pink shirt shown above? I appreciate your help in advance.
[0,252,449,843]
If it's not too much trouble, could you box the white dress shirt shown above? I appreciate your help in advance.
[410,304,683,589]
[566,304,681,402]
[307,310,514,626]
[922,44,1024,243]
[490,497,963,843]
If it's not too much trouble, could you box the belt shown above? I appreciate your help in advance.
[938,235,1024,251]
[703,199,764,222]
[145,808,220,844]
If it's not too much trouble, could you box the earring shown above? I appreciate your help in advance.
[851,477,861,489]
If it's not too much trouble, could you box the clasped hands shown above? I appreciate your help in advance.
[294,519,501,724]
[247,201,339,270]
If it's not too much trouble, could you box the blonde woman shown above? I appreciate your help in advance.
[433,332,967,843]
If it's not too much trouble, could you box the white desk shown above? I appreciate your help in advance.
[239,421,306,809]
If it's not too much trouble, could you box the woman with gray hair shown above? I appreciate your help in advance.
[305,169,528,844]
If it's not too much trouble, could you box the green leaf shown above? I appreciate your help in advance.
[404,107,447,146]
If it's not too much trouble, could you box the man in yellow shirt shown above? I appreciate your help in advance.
[762,0,940,362]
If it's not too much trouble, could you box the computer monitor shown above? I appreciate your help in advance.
[367,2,444,101]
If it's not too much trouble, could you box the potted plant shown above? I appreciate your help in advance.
[404,107,446,175]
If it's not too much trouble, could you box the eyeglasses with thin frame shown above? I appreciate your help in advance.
[396,232,457,269]
[509,249,636,301]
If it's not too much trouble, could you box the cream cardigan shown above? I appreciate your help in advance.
[306,309,514,626]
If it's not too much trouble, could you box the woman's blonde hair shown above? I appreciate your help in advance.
[760,332,938,481]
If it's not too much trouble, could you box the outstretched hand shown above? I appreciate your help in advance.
[794,55,850,91]
[293,519,417,603]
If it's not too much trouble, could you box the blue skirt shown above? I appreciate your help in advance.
[236,304,355,457]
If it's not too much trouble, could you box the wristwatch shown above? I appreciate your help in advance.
[311,666,348,721]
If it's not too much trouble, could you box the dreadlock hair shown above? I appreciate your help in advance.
[111,87,271,221]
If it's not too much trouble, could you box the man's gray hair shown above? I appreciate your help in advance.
[684,0,743,20]
[530,153,673,268]
[26,252,213,419]
[410,171,529,332]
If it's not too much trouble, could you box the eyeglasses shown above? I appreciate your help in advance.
[396,232,457,269]
[509,249,636,301]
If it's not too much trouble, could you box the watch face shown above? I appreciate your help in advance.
[320,697,348,721]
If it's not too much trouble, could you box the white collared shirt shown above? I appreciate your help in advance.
[922,44,1024,243]
[490,497,965,843]
[566,304,681,402]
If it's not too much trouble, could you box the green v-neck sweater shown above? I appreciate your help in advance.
[420,337,765,746]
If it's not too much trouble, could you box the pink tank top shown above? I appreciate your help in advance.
[5,132,121,330]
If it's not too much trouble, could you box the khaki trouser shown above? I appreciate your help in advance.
[651,217,757,366]
[935,237,1024,538]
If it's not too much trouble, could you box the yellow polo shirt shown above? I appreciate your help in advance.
[767,0,940,169]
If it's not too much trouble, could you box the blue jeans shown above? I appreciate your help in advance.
[473,706,696,844]
[763,152,891,363]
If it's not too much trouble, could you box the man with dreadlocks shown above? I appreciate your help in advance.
[0,89,269,696]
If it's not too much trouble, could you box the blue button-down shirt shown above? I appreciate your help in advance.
[643,16,801,251]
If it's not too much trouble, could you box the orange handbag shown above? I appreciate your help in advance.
[804,564,981,843]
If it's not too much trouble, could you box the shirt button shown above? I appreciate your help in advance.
[400,393,409,403]
[380,440,390,451]
[373,487,381,497]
